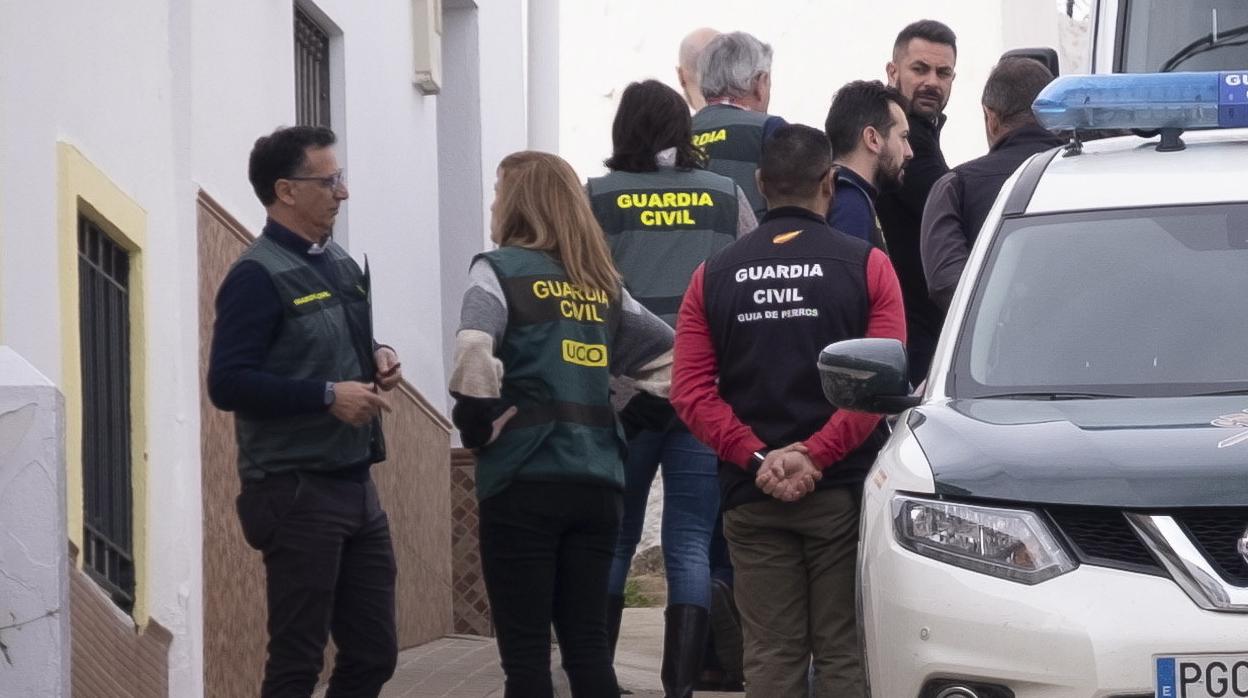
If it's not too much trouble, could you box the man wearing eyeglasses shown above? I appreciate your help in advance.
[208,125,402,697]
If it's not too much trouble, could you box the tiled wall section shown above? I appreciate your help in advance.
[451,448,492,636]
[197,193,454,696]
[70,544,172,698]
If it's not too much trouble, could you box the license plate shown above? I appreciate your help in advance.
[1157,655,1248,697]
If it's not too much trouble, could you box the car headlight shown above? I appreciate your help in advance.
[892,495,1076,584]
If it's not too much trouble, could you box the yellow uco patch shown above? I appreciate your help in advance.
[561,339,608,367]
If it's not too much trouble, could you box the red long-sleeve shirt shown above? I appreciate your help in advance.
[671,247,907,470]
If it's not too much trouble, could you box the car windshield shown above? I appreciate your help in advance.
[1120,0,1248,72]
[952,203,1248,399]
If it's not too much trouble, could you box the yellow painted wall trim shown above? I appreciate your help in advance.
[57,142,151,628]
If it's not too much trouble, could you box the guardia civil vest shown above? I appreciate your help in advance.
[701,206,887,509]
[587,167,739,326]
[692,104,770,219]
[232,235,383,481]
[473,246,625,500]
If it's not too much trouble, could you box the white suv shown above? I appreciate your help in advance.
[819,71,1248,698]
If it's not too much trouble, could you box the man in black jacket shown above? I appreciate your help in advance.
[921,57,1062,309]
[876,19,957,385]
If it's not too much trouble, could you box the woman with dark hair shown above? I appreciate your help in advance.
[586,79,756,698]
[450,151,675,698]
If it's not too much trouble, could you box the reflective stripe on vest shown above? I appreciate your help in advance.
[231,236,377,479]
[692,104,770,219]
[588,167,739,326]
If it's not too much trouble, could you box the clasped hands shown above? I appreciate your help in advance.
[754,443,822,503]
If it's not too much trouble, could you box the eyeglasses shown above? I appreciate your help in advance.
[285,169,347,190]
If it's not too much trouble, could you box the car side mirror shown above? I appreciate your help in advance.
[818,338,921,414]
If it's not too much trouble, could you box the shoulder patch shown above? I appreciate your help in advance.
[772,230,803,245]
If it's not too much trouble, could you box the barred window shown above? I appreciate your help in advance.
[77,215,135,614]
[295,7,331,127]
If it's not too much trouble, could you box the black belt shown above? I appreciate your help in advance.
[503,401,616,431]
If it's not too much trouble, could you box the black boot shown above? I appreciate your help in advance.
[708,578,745,690]
[661,604,709,698]
[606,595,632,695]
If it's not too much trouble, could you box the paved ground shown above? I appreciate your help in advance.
[326,608,739,698]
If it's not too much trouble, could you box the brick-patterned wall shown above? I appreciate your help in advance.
[450,448,492,636]
[70,544,172,698]
[198,194,270,696]
[197,192,453,696]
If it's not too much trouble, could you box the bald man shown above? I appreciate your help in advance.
[677,27,720,111]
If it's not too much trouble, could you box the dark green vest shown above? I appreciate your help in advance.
[692,104,770,219]
[587,167,739,326]
[474,247,624,500]
[232,236,382,480]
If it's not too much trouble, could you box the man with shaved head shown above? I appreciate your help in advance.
[677,27,719,111]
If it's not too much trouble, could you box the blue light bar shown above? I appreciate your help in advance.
[1032,71,1248,131]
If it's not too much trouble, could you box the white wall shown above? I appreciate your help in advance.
[557,0,1072,179]
[437,0,535,417]
[1,2,203,694]
[1,0,526,693]
[0,349,69,697]
[439,4,486,404]
[478,0,531,230]
[322,0,448,404]
[191,0,450,404]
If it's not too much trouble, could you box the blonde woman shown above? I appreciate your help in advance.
[449,151,674,697]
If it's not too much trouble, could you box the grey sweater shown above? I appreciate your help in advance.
[450,256,674,407]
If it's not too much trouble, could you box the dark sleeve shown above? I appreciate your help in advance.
[894,127,951,216]
[207,260,326,417]
[450,394,509,449]
[670,265,766,468]
[920,172,970,311]
[610,290,674,379]
[617,391,676,440]
[827,187,874,243]
[762,114,789,142]
[802,249,907,467]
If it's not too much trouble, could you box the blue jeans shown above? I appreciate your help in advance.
[607,428,720,608]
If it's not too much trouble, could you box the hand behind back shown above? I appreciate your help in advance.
[755,443,822,503]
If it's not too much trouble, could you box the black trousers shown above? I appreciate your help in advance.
[236,472,398,698]
[479,481,623,698]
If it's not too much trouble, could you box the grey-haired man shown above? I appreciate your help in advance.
[691,31,788,220]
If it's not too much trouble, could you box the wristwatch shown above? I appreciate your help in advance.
[748,449,770,470]
[323,382,336,406]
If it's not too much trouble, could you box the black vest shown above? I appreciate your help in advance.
[952,124,1064,244]
[692,104,770,220]
[701,207,886,509]
[587,167,740,326]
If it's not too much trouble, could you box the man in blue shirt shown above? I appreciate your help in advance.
[824,80,913,248]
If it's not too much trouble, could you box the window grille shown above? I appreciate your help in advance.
[295,8,332,128]
[77,215,135,614]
